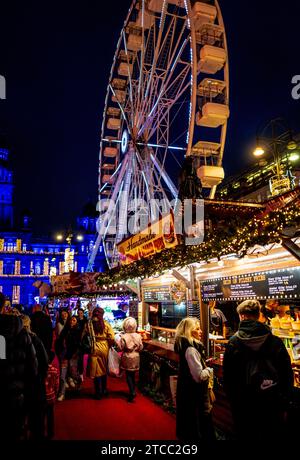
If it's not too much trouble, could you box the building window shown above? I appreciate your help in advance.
[7,242,13,252]
[12,286,20,304]
[14,260,21,275]
[0,261,3,275]
[43,260,49,275]
[81,245,85,253]
[35,262,41,275]
[22,244,27,252]
[4,263,14,275]
[50,266,57,276]
[81,266,85,273]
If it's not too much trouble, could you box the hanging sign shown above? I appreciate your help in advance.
[117,213,178,265]
[201,267,300,301]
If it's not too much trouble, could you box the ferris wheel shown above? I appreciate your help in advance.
[88,0,229,271]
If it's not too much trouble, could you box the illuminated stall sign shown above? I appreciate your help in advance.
[201,267,300,301]
[117,213,178,265]
[143,286,172,302]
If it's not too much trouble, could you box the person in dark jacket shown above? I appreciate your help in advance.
[223,299,294,440]
[174,317,216,441]
[22,315,48,439]
[56,315,82,401]
[0,313,38,440]
[76,308,88,381]
[30,304,53,359]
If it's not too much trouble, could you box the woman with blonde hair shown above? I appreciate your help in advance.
[174,317,216,441]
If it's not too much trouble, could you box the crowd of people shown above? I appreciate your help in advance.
[0,290,296,442]
[0,292,143,441]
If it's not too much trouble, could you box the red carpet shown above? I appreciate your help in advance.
[54,374,176,440]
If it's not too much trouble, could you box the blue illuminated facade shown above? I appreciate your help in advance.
[0,147,106,307]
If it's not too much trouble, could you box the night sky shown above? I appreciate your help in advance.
[0,0,299,234]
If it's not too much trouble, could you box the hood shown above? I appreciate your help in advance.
[235,320,271,351]
[123,317,137,333]
[0,314,24,339]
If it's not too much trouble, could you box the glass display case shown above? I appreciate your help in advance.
[151,326,176,345]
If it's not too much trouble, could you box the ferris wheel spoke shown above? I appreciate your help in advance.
[148,67,190,143]
[122,29,135,130]
[150,152,178,199]
[136,10,189,133]
[108,84,130,131]
[138,38,190,139]
[139,3,167,126]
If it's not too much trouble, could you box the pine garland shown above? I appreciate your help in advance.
[96,204,300,286]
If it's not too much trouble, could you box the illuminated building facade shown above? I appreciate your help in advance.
[0,147,105,307]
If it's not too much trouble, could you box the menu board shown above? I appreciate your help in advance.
[143,286,171,302]
[201,267,300,301]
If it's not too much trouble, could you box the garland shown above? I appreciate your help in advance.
[96,204,300,287]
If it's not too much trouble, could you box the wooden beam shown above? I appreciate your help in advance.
[281,238,300,262]
[172,270,191,289]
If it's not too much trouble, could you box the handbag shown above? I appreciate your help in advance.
[80,321,95,354]
[108,347,121,378]
[81,332,93,354]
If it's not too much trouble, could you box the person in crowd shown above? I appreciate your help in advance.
[277,304,293,321]
[55,308,70,338]
[0,311,38,440]
[76,308,88,382]
[84,307,115,399]
[45,351,59,439]
[21,314,48,439]
[31,304,53,359]
[223,299,294,440]
[209,300,227,337]
[77,307,88,333]
[174,317,216,441]
[56,315,82,401]
[260,298,279,324]
[116,317,143,402]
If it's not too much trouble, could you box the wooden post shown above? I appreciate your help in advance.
[198,280,209,356]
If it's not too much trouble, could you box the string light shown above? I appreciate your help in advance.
[96,201,300,286]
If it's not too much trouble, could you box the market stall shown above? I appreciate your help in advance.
[49,271,138,332]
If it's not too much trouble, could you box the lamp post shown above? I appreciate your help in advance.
[253,118,298,196]
[55,230,84,273]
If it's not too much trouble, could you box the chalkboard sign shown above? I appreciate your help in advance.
[143,286,171,302]
[201,267,300,301]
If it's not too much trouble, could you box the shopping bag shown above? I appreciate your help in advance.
[108,347,121,378]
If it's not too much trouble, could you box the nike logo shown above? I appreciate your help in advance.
[260,380,278,390]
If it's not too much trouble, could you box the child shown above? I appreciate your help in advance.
[116,317,143,402]
[45,351,59,439]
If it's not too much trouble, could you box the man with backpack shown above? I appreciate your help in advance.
[223,299,294,440]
